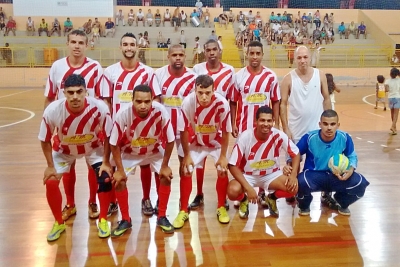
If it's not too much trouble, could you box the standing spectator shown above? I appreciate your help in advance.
[326,73,341,110]
[115,9,125,26]
[63,17,73,36]
[192,36,202,65]
[311,42,324,67]
[209,30,217,41]
[179,30,187,49]
[1,42,12,65]
[48,18,61,37]
[5,16,16,36]
[219,12,228,29]
[385,68,400,135]
[375,75,387,110]
[26,17,35,36]
[127,9,135,26]
[313,10,321,28]
[217,36,223,54]
[328,13,335,29]
[228,10,235,24]
[202,8,211,28]
[0,7,5,20]
[0,17,5,34]
[138,32,149,64]
[104,18,115,38]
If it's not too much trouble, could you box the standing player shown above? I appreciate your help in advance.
[280,45,333,206]
[44,29,104,221]
[229,40,281,206]
[191,39,235,210]
[100,32,162,217]
[175,75,232,229]
[39,74,113,241]
[109,85,176,236]
[296,110,369,216]
[227,106,300,218]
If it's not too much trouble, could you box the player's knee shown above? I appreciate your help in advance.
[98,180,112,193]
[227,180,242,199]
[115,180,127,191]
[159,176,171,186]
[45,177,60,186]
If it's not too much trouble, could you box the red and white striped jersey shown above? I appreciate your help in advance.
[45,57,103,99]
[192,62,235,98]
[178,92,231,148]
[231,66,281,134]
[229,128,299,176]
[38,97,112,155]
[100,61,162,115]
[155,65,196,135]
[109,101,175,155]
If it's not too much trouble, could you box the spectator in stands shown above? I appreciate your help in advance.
[282,21,291,35]
[104,18,115,37]
[63,17,73,36]
[202,8,211,28]
[38,18,49,37]
[255,11,262,26]
[92,18,102,37]
[311,42,324,67]
[287,37,296,68]
[191,8,200,20]
[320,27,327,44]
[0,7,5,21]
[295,11,301,28]
[0,17,5,34]
[238,20,246,33]
[49,18,61,37]
[272,21,280,34]
[293,26,300,38]
[26,17,35,36]
[327,27,335,43]
[323,14,329,30]
[92,23,100,41]
[391,54,399,65]
[228,10,235,24]
[127,9,135,26]
[1,42,11,64]
[163,8,171,27]
[146,9,154,27]
[138,32,149,63]
[115,9,125,26]
[192,36,203,65]
[195,0,203,9]
[89,36,95,50]
[217,36,223,54]
[179,30,187,48]
[5,16,16,36]
[329,13,335,29]
[219,12,228,29]
[237,11,245,24]
[338,22,346,39]
[307,12,313,28]
[136,8,145,26]
[276,26,283,44]
[157,31,166,48]
[346,21,356,38]
[276,13,282,23]
[172,7,181,29]
[357,21,367,39]
[82,19,92,35]
[265,24,274,45]
[247,10,255,24]
[253,27,261,42]
[209,30,217,41]
[314,10,321,28]
[312,27,321,43]
[180,10,188,27]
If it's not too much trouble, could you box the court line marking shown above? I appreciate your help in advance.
[0,107,35,128]
[0,89,35,99]
[366,112,385,118]
[362,94,377,107]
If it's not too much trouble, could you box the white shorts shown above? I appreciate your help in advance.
[178,143,221,169]
[112,149,165,176]
[243,170,283,191]
[52,147,103,174]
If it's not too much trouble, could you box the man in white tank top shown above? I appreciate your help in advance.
[280,46,333,205]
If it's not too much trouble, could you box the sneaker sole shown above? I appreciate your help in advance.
[158,226,175,234]
[142,210,154,216]
[189,203,203,210]
[111,228,131,238]
[47,227,66,242]
[62,211,77,221]
[217,215,230,224]
[338,210,351,216]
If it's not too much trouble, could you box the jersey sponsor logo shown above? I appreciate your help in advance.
[58,162,68,167]
[250,159,276,170]
[246,93,267,103]
[63,134,94,144]
[131,137,157,147]
[162,96,182,107]
[244,85,250,94]
[118,92,133,102]
[162,87,168,94]
[195,125,217,134]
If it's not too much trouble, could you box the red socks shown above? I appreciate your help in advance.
[109,185,116,203]
[62,168,76,207]
[87,167,98,204]
[157,184,170,218]
[140,165,152,200]
[275,190,295,199]
[46,179,63,224]
[196,168,205,195]
[216,176,229,208]
[154,173,160,194]
[115,188,130,221]
[98,192,111,220]
[180,175,192,212]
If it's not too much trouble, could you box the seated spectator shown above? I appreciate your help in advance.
[255,11,262,25]
[314,10,321,28]
[253,27,261,42]
[82,19,92,35]
[104,18,115,37]
[391,54,399,64]
[180,10,188,27]
[92,23,100,40]
[357,21,367,39]
[163,8,171,27]
[0,7,5,20]
[286,12,293,28]
[248,21,256,31]
[328,13,335,28]
[127,9,135,26]
[237,11,245,23]
[320,27,327,44]
[272,22,280,33]
[307,12,313,28]
[312,27,321,43]
[49,18,61,37]
[5,16,16,36]
[338,22,346,39]
[247,10,255,24]
[295,11,301,28]
[228,10,235,24]
[115,9,125,26]
[179,30,186,48]
[157,31,167,48]
[209,30,218,41]
[0,17,5,33]
[282,11,288,23]
[238,20,246,33]
[92,18,102,36]
[63,17,73,36]
[38,18,49,37]
[155,9,162,27]
[219,12,228,29]
[276,26,283,44]
[282,21,291,34]
[327,27,335,43]
[295,34,303,44]
[276,13,282,23]
[202,8,211,28]
[146,9,154,27]
[190,8,200,27]
[1,42,12,65]
[26,17,35,36]
[136,8,145,26]
[346,21,357,38]
[293,26,300,37]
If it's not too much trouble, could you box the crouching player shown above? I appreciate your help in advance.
[227,106,300,218]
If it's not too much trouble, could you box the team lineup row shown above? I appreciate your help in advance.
[39,29,369,242]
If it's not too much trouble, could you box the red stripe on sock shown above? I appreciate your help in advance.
[115,188,130,221]
[140,165,152,200]
[180,175,192,212]
[157,184,170,218]
[46,179,63,224]
[216,176,229,208]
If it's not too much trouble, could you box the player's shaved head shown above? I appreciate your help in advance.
[294,46,310,57]
[168,44,184,54]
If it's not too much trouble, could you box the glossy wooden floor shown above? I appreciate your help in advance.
[1,87,399,267]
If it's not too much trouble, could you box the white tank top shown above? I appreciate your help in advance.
[288,68,324,142]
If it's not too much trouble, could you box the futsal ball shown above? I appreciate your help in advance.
[328,154,349,175]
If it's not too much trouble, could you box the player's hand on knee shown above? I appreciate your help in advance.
[112,169,127,188]
[181,156,194,176]
[282,165,292,176]
[43,167,61,184]
[215,156,228,173]
[246,187,258,204]
[285,175,298,192]
[160,165,173,182]
[98,162,113,178]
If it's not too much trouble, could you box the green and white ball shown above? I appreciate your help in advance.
[328,154,350,175]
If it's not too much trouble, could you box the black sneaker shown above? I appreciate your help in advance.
[142,199,154,216]
[153,199,159,215]
[224,199,230,211]
[298,208,311,216]
[189,194,204,210]
[285,196,296,203]
[107,202,119,217]
[111,219,132,237]
[157,216,174,234]
[320,194,341,210]
[258,191,269,208]
[338,207,351,216]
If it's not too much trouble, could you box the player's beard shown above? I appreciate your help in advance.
[123,50,136,59]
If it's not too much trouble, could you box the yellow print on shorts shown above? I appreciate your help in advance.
[131,137,157,147]
[63,134,94,145]
[246,93,267,104]
[195,125,217,134]
[250,159,276,170]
